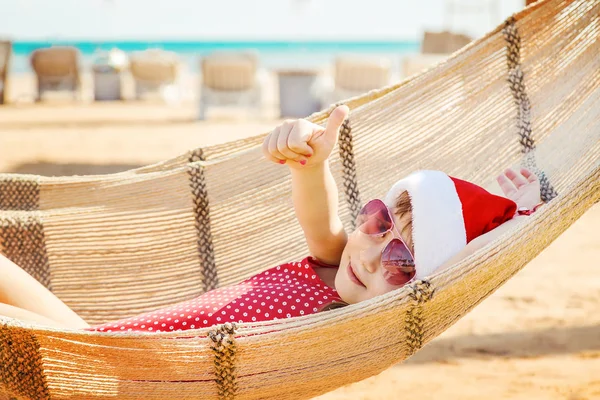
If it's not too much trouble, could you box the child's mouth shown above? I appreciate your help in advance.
[347,263,366,288]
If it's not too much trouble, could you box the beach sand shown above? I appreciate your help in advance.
[0,74,598,400]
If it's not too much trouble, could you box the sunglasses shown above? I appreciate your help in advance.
[355,199,416,286]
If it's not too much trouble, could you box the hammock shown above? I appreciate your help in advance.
[1,0,599,398]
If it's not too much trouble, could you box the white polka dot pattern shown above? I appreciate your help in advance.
[87,257,341,333]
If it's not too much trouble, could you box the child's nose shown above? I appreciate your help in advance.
[360,246,381,274]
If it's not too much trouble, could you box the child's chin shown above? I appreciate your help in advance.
[336,282,357,304]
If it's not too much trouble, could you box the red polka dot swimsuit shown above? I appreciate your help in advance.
[88,257,342,333]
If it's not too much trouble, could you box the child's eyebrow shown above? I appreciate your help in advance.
[391,212,414,252]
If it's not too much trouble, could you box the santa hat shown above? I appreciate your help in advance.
[383,170,517,279]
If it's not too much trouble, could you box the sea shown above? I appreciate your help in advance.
[10,40,421,74]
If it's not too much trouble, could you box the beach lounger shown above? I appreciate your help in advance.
[0,40,11,105]
[401,53,450,78]
[30,46,81,102]
[328,56,391,104]
[421,30,473,54]
[401,31,473,78]
[199,52,262,120]
[129,49,181,101]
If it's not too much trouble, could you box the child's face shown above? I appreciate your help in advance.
[334,205,413,304]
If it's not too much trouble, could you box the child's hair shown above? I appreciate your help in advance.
[393,191,414,255]
[319,191,414,314]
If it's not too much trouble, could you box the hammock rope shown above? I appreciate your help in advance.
[0,0,599,398]
[187,148,220,293]
[503,16,559,201]
[337,117,362,228]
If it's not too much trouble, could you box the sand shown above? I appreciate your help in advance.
[0,73,598,400]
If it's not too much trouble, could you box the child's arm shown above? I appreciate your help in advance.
[262,106,350,265]
[290,160,348,265]
[0,303,70,328]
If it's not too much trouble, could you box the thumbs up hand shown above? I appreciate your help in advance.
[262,105,350,169]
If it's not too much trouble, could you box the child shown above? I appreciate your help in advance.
[0,106,543,331]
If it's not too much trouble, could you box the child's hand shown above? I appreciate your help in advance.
[262,105,349,169]
[496,167,542,210]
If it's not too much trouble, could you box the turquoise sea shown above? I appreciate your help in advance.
[11,40,421,73]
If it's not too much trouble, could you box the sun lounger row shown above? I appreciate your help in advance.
[0,31,472,117]
[0,40,12,105]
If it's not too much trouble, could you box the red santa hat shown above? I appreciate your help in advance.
[383,170,517,279]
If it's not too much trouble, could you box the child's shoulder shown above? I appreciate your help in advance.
[304,256,339,269]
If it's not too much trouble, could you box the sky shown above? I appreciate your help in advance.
[1,0,525,41]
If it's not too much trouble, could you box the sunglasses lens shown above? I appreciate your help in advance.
[382,239,416,286]
[356,200,393,235]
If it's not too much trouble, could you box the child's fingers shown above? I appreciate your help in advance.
[262,132,284,164]
[267,128,287,163]
[504,168,528,188]
[520,167,538,183]
[264,151,285,165]
[324,105,350,138]
[287,122,315,158]
[277,125,308,162]
[261,132,273,160]
[497,174,517,197]
[311,105,350,146]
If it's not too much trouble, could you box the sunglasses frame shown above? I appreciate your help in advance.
[356,199,416,286]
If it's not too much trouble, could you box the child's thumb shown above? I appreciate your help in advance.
[323,105,350,140]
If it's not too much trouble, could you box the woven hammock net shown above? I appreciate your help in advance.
[1,0,599,399]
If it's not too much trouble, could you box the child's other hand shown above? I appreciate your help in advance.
[497,167,542,210]
[262,105,349,169]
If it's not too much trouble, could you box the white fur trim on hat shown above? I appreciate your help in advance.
[383,170,466,279]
